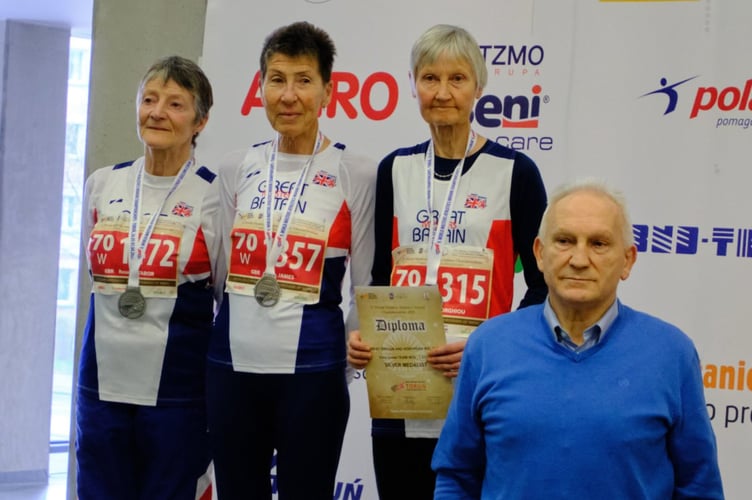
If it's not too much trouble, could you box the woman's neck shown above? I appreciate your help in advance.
[277,130,329,155]
[430,124,482,158]
[144,145,192,176]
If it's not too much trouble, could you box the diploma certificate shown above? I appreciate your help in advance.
[355,285,453,419]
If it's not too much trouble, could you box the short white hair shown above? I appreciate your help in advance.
[538,178,634,246]
[410,24,487,91]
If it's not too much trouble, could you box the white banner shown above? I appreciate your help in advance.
[200,1,751,498]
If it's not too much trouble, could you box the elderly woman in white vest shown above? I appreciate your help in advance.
[347,24,548,500]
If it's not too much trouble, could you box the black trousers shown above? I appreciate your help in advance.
[372,435,438,500]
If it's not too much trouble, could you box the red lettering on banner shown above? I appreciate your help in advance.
[241,70,399,120]
[359,72,399,121]
[690,79,752,118]
[241,71,263,116]
[328,72,359,118]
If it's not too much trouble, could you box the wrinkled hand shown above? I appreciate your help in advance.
[427,338,467,378]
[347,330,372,369]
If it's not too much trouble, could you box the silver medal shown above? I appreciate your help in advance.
[254,273,281,307]
[118,286,146,319]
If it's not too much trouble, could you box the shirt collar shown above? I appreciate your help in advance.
[543,298,620,352]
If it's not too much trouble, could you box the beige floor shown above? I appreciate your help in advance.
[0,453,68,500]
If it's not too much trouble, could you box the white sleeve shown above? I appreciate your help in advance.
[196,165,223,299]
[212,148,249,306]
[82,166,111,273]
[341,149,378,332]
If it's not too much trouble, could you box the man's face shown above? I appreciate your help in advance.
[534,190,637,316]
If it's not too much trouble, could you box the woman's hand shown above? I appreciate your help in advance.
[347,331,372,369]
[427,338,467,378]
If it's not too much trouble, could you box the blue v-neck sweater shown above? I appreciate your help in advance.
[433,302,724,499]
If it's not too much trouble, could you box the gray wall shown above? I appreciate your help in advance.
[0,20,70,483]
[85,0,208,168]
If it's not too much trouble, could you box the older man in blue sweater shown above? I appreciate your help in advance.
[432,179,723,499]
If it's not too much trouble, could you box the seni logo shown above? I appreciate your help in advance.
[474,84,554,152]
[472,85,547,129]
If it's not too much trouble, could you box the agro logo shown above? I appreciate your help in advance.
[242,70,398,121]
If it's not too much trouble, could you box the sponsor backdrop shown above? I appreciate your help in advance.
[199,1,750,498]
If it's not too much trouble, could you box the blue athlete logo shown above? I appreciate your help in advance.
[640,76,699,115]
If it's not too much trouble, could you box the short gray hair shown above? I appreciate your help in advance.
[538,178,634,246]
[410,24,487,91]
[137,56,213,145]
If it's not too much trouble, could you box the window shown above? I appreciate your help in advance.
[51,36,91,447]
[65,123,83,158]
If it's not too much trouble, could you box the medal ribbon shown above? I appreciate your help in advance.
[262,131,323,276]
[424,130,476,286]
[127,155,194,289]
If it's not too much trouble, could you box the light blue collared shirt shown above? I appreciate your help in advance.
[543,298,620,353]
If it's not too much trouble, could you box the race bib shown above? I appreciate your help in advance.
[391,245,494,338]
[227,212,327,304]
[89,216,183,298]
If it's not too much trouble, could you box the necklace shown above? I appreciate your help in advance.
[434,167,456,180]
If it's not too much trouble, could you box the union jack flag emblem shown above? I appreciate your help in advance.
[171,201,194,217]
[312,170,337,188]
[464,193,487,209]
